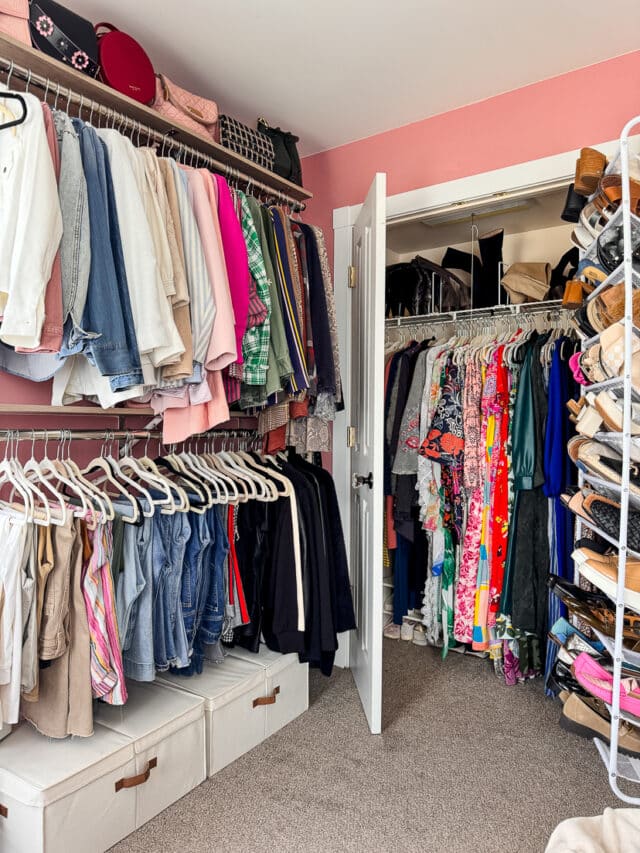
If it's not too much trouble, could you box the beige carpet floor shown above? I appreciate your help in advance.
[111,639,621,853]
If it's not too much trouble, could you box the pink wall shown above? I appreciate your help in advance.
[1,53,639,415]
[302,51,640,260]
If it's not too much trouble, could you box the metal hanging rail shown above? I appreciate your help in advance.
[384,299,568,327]
[0,427,256,443]
[1,429,162,442]
[0,35,309,209]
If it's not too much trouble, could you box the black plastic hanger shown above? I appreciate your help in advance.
[153,456,209,510]
[0,92,27,131]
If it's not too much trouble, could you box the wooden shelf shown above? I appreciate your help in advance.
[0,404,154,416]
[0,33,312,204]
[0,406,259,428]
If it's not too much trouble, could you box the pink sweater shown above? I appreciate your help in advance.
[213,174,250,365]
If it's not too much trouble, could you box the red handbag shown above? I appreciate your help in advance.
[95,22,155,105]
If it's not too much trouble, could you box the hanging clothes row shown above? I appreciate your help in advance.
[0,89,342,451]
[383,308,580,685]
[0,430,355,737]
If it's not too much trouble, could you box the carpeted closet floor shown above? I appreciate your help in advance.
[111,639,619,853]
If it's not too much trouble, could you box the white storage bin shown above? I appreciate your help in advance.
[0,722,137,853]
[94,681,206,826]
[263,654,308,736]
[157,657,268,776]
[224,644,294,668]
[225,646,309,736]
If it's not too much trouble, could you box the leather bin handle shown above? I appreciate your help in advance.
[0,804,7,818]
[253,686,280,708]
[115,757,157,793]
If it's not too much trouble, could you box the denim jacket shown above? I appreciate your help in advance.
[73,120,143,390]
[54,111,90,329]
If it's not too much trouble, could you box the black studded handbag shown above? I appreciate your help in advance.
[29,0,99,78]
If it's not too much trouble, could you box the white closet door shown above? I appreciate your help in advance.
[349,173,386,735]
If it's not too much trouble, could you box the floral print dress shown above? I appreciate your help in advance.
[454,358,483,643]
[421,355,465,653]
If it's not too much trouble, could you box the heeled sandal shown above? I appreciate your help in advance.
[574,148,608,197]
[592,174,640,217]
[563,278,596,309]
[592,391,640,435]
[548,577,640,640]
[569,353,590,386]
[580,201,612,240]
[585,288,640,335]
[572,393,617,438]
[573,652,640,717]
[560,487,593,521]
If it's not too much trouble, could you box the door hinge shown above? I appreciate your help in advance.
[348,265,357,289]
[347,426,357,448]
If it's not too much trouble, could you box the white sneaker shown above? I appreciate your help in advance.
[465,648,489,659]
[400,619,414,641]
[412,624,427,646]
[383,623,401,640]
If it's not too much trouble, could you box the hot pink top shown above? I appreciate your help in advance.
[212,174,249,366]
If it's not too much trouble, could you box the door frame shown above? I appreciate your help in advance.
[332,137,623,669]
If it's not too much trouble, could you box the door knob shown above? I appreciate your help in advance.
[352,472,373,490]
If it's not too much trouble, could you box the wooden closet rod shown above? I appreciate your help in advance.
[0,50,307,210]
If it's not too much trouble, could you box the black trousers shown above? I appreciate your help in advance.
[510,486,550,643]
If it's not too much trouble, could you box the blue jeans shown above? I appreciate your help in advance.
[123,514,155,681]
[152,511,190,671]
[116,512,146,652]
[165,512,191,669]
[180,511,211,654]
[176,507,228,675]
[73,120,142,390]
[152,512,169,671]
[393,535,411,625]
[201,507,228,643]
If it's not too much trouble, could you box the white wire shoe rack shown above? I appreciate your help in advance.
[573,115,640,803]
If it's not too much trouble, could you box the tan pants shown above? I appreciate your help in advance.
[38,519,73,661]
[22,518,93,738]
[22,525,55,703]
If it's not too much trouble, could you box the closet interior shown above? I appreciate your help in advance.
[382,178,580,673]
[386,182,576,312]
[0,33,354,853]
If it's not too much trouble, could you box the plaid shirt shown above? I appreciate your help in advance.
[237,191,271,385]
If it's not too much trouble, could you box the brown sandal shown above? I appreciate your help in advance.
[587,286,640,333]
[592,174,640,216]
[574,148,608,197]
[563,279,594,308]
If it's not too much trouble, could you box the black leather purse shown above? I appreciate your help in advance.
[385,257,470,317]
[257,118,303,186]
[29,0,99,77]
